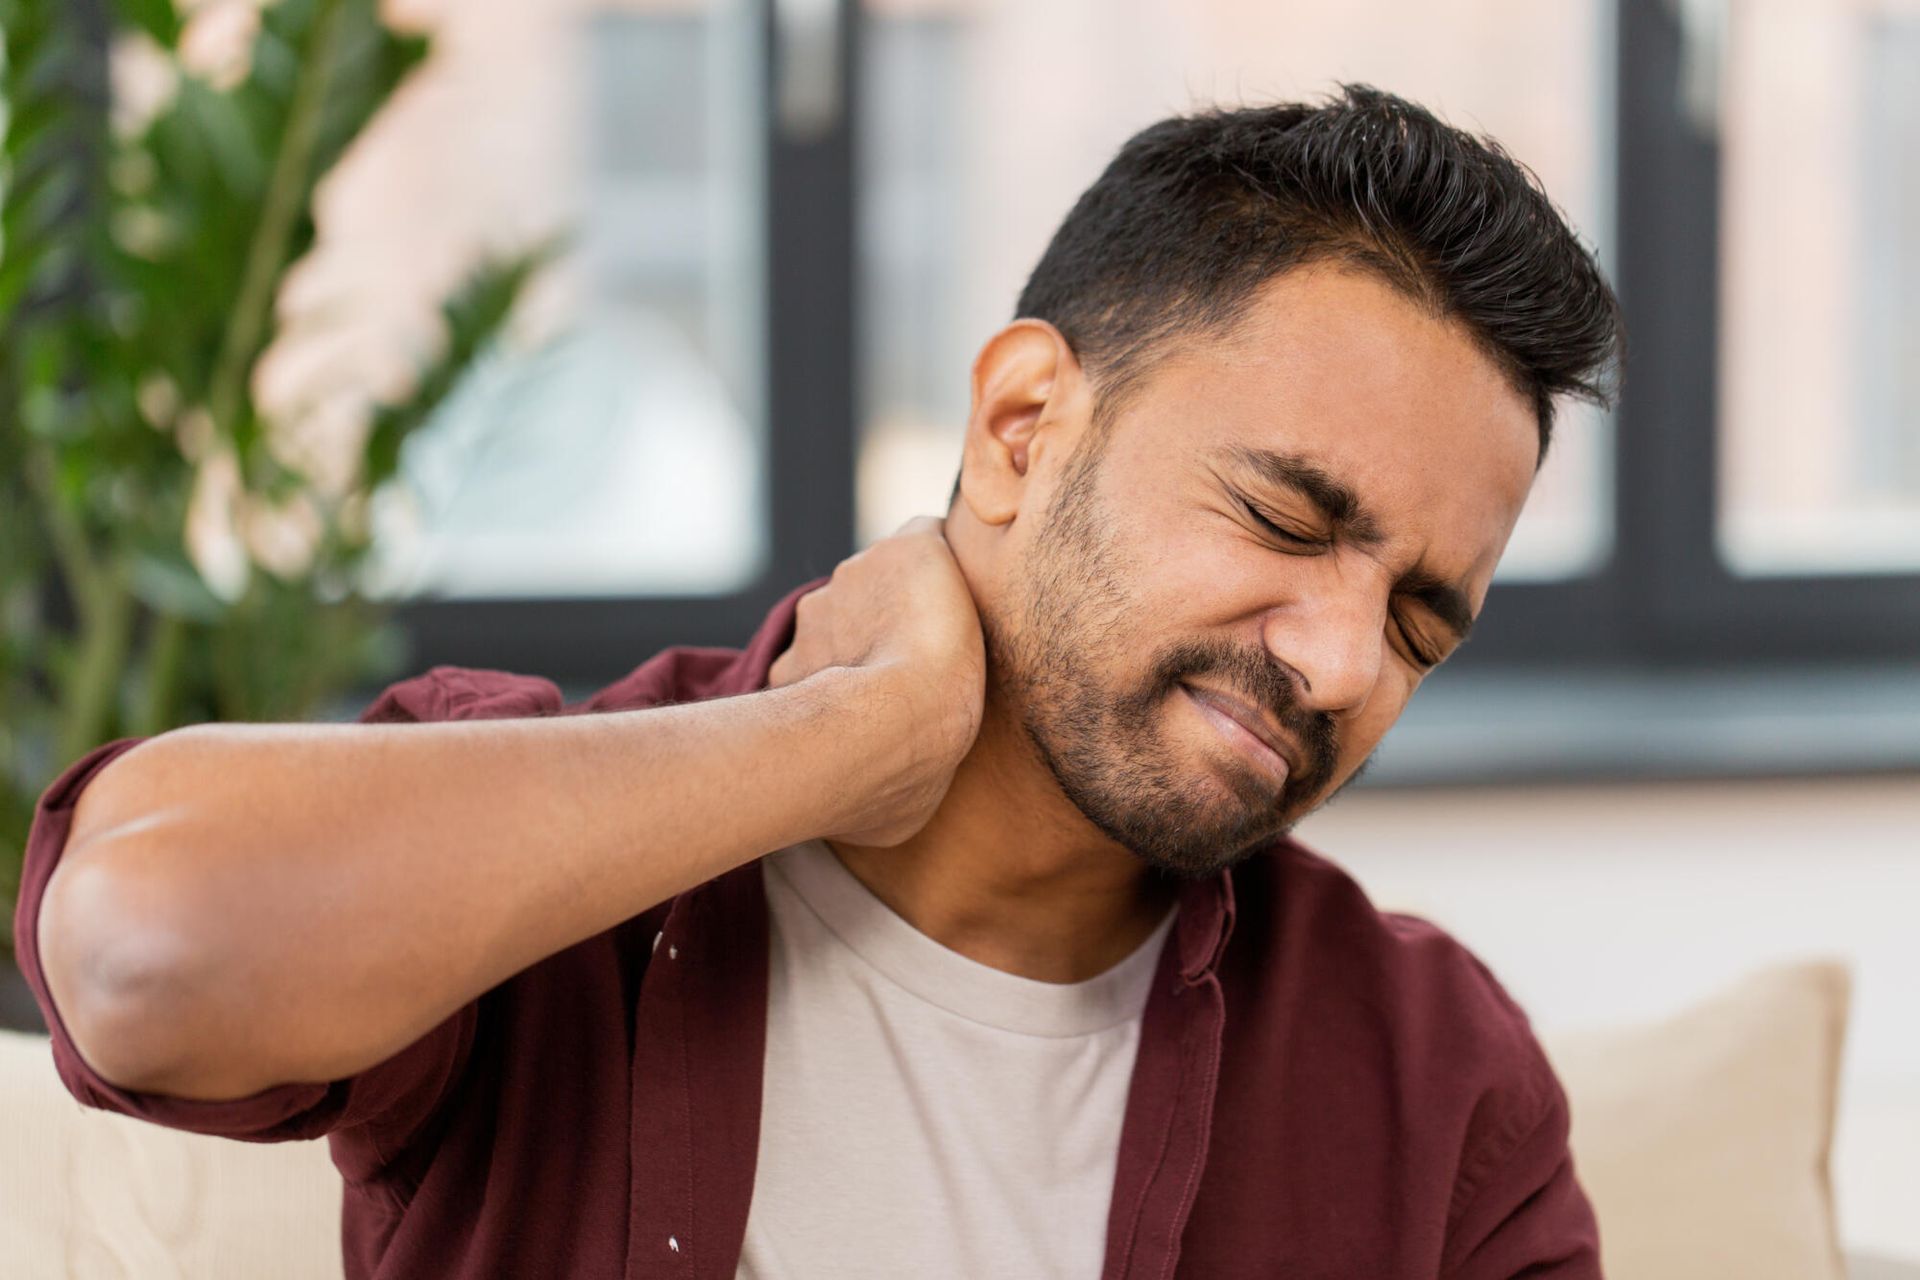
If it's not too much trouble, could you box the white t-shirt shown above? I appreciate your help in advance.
[735,839,1178,1280]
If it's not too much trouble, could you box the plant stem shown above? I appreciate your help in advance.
[24,433,135,763]
[205,0,348,440]
[55,559,132,766]
[131,609,186,736]
[21,434,102,626]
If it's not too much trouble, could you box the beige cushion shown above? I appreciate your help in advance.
[1543,959,1852,1280]
[0,1028,342,1279]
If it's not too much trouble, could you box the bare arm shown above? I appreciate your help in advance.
[38,518,984,1103]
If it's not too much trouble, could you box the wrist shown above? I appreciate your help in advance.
[760,666,908,842]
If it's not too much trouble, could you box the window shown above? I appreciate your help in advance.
[292,0,856,679]
[268,0,768,604]
[1583,0,1920,669]
[1717,0,1920,576]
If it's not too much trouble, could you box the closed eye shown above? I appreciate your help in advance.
[1392,613,1443,670]
[1238,496,1325,549]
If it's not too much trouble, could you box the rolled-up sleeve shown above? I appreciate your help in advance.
[9,666,562,1173]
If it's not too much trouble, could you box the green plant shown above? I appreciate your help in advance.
[0,0,542,952]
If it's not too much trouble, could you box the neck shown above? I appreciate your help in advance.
[827,688,1178,984]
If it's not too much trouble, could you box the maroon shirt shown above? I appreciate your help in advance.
[15,579,1602,1278]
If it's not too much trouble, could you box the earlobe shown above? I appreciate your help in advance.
[957,320,1085,528]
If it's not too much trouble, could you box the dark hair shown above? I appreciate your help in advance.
[959,84,1622,501]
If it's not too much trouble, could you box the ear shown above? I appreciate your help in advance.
[956,320,1089,528]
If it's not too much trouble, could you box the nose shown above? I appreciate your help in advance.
[1259,580,1386,717]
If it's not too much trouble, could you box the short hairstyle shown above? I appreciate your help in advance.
[953,84,1623,502]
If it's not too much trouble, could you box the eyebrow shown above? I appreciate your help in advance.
[1215,443,1478,642]
[1220,444,1385,545]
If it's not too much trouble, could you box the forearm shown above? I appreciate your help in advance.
[38,669,877,1099]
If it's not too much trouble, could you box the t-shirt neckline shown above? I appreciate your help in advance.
[762,839,1178,1038]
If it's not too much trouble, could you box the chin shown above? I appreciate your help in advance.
[1124,827,1285,881]
[1088,775,1303,881]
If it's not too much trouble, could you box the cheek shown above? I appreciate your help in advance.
[1336,685,1415,773]
[1131,516,1289,626]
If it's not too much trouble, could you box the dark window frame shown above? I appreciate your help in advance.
[1453,0,1920,675]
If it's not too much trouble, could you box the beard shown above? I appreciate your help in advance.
[982,436,1344,879]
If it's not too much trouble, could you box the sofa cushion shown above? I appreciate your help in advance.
[1542,959,1852,1280]
[0,1028,342,1278]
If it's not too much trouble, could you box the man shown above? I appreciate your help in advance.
[18,85,1622,1278]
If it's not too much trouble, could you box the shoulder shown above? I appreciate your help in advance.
[1241,837,1547,1061]
[1231,839,1566,1185]
[572,647,750,713]
[358,665,567,723]
[1198,845,1597,1273]
[356,644,755,725]
[364,577,821,721]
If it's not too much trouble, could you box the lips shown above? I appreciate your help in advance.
[1181,682,1301,780]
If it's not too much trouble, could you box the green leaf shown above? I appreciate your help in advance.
[109,0,184,50]
[1,4,92,335]
[1,0,551,955]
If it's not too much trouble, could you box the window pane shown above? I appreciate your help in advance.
[1719,0,1920,575]
[856,0,1615,582]
[260,0,767,601]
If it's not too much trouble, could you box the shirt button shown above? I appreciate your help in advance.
[668,945,678,960]
[668,1236,680,1252]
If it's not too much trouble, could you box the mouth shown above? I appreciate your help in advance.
[1179,682,1297,788]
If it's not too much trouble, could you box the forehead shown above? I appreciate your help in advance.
[1118,262,1540,586]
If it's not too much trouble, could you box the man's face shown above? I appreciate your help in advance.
[982,263,1538,878]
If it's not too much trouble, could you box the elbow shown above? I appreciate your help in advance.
[37,849,214,1094]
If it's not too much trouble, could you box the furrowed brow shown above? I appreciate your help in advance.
[1219,444,1386,546]
[1217,444,1476,640]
